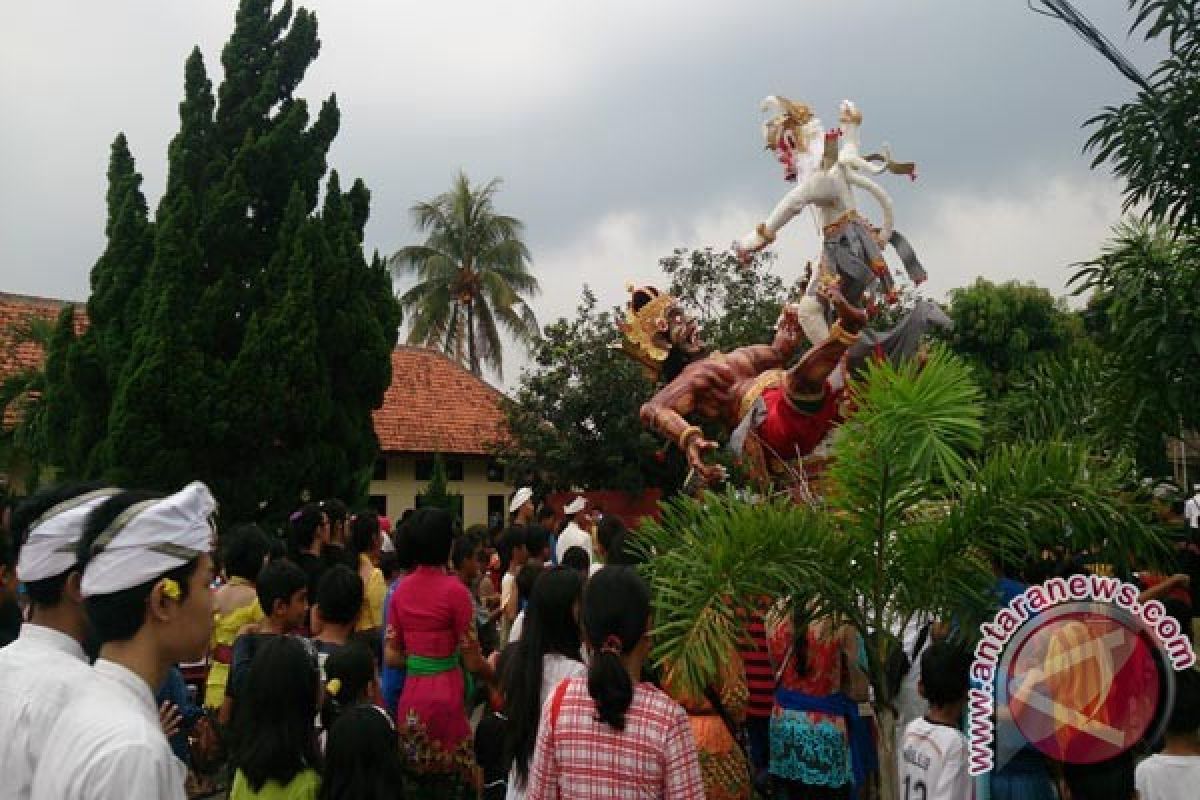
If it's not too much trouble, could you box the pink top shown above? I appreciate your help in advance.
[388,565,474,757]
[526,675,705,800]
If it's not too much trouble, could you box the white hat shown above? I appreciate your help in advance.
[17,488,120,583]
[81,481,216,598]
[509,487,533,514]
[563,496,587,515]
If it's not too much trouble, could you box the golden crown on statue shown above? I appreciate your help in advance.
[616,283,675,381]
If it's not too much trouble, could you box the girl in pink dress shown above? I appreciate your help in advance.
[385,508,483,795]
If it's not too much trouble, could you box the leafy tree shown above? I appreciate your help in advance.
[633,351,1165,799]
[1083,0,1200,228]
[659,248,797,352]
[40,0,399,522]
[942,278,1086,400]
[1070,219,1200,472]
[391,172,539,380]
[417,455,464,522]
[495,287,680,492]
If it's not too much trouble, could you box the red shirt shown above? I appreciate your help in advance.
[526,676,704,800]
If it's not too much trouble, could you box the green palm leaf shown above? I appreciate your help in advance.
[388,171,540,378]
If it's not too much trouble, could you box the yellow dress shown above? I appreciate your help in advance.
[204,590,264,708]
[357,553,387,632]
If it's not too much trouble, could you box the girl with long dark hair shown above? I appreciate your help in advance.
[502,567,585,799]
[229,635,322,799]
[319,705,404,800]
[524,567,704,799]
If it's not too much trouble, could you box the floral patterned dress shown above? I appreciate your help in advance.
[387,565,478,783]
[766,616,861,789]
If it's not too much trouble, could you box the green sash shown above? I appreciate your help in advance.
[406,652,474,705]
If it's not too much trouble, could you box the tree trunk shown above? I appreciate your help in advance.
[466,299,479,376]
[875,702,900,800]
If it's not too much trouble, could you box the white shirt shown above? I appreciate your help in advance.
[501,571,518,644]
[555,522,593,565]
[32,659,187,800]
[0,624,93,800]
[899,716,971,800]
[1185,495,1200,528]
[510,610,526,643]
[1135,754,1200,800]
[507,654,587,800]
[894,618,933,751]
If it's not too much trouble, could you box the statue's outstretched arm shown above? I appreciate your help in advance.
[639,376,725,484]
[841,153,887,175]
[734,181,818,261]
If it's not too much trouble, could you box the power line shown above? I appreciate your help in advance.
[1027,1,1155,94]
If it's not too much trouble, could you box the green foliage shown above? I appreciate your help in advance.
[391,172,539,379]
[418,455,464,522]
[495,287,680,492]
[632,489,839,700]
[942,277,1086,399]
[660,248,797,353]
[39,0,400,522]
[1083,0,1200,228]
[1070,220,1200,472]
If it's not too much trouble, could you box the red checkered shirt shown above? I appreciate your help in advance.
[525,676,705,800]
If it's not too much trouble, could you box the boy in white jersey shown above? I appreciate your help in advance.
[900,641,972,800]
[1135,667,1200,800]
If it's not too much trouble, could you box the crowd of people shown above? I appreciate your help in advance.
[1,481,1199,800]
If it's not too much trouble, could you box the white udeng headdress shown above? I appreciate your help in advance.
[81,481,217,598]
[17,488,120,583]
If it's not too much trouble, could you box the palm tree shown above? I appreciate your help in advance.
[632,349,1167,800]
[390,172,540,379]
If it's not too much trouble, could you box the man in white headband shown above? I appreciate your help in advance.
[31,482,217,800]
[555,495,594,565]
[509,486,535,525]
[0,482,118,800]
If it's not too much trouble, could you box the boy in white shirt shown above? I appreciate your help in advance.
[1136,667,1200,800]
[900,641,972,800]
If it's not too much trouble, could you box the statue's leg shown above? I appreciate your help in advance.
[783,287,865,403]
[796,295,829,345]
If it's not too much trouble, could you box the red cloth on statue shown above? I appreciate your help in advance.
[754,383,842,461]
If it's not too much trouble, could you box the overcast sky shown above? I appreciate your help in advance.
[0,1,1164,385]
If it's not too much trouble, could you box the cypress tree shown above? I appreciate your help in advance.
[44,0,400,521]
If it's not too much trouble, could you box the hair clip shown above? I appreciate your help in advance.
[600,634,623,655]
[160,578,182,600]
[326,677,342,696]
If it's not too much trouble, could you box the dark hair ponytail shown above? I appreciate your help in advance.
[791,594,813,679]
[583,567,650,731]
[319,642,375,734]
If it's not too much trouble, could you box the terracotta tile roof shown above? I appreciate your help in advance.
[1,293,87,428]
[373,346,509,456]
[0,292,86,372]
